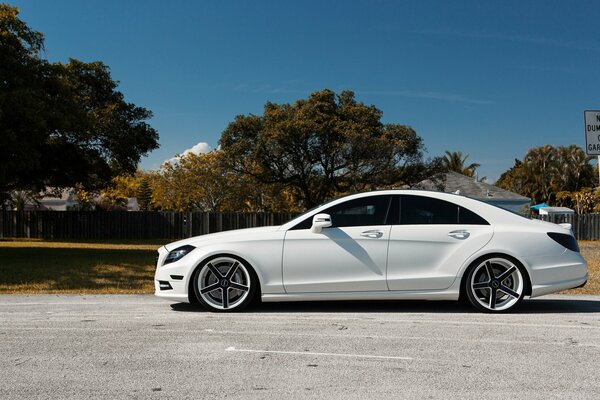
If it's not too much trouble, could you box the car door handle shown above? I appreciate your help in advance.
[448,229,470,240]
[361,230,384,238]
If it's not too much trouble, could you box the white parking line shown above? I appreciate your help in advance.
[225,346,413,360]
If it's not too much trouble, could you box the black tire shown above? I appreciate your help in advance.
[464,255,527,313]
[192,255,258,312]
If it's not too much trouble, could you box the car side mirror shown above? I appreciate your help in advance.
[311,213,332,233]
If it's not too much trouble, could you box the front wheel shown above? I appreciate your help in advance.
[193,255,257,312]
[465,256,526,313]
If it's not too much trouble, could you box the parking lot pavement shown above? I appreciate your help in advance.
[1,295,600,400]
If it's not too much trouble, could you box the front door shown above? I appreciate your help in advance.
[283,195,392,293]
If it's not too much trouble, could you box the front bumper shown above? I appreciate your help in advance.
[154,279,190,303]
[154,246,193,303]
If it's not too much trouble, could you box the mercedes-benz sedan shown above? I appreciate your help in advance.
[155,190,588,313]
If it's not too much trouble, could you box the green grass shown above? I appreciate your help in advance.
[0,240,160,294]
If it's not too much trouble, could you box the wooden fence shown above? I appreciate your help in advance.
[0,211,297,240]
[2,211,599,241]
[535,213,600,241]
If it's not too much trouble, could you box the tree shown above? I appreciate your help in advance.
[99,173,142,210]
[0,5,159,202]
[151,151,300,212]
[136,177,153,211]
[496,159,524,195]
[72,184,96,211]
[553,145,594,192]
[442,151,480,177]
[496,145,594,204]
[219,89,432,208]
[556,189,595,214]
[6,190,40,211]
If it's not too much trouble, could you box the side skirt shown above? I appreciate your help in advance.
[261,289,460,303]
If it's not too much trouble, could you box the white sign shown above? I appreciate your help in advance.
[584,110,600,155]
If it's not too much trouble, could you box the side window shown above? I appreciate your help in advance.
[400,195,489,225]
[400,195,458,224]
[326,196,391,227]
[459,206,489,225]
[289,195,392,230]
[290,216,313,230]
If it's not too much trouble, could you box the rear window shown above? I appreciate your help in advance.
[400,195,488,225]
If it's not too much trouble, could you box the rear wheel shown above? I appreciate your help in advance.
[193,255,257,312]
[465,256,526,313]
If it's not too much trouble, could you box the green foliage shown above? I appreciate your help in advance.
[556,188,600,214]
[7,190,40,211]
[442,151,480,177]
[220,89,436,208]
[0,5,159,197]
[136,177,153,211]
[73,184,96,211]
[99,171,147,210]
[150,151,300,212]
[496,145,594,204]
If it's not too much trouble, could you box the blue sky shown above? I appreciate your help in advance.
[12,0,600,181]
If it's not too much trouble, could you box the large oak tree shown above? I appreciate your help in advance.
[0,5,159,205]
[220,89,438,208]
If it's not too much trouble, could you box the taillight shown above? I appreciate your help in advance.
[547,232,579,252]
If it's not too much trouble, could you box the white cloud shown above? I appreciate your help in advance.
[166,142,211,164]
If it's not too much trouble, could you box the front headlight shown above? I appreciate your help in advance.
[163,245,195,265]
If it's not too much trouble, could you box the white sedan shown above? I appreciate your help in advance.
[154,190,588,313]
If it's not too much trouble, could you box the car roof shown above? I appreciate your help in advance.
[280,189,527,230]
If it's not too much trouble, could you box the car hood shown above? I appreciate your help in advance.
[162,225,282,251]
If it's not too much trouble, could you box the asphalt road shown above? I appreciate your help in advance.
[1,295,600,399]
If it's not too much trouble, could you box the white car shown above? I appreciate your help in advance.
[154,190,588,313]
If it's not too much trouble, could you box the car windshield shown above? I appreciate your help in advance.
[283,193,356,225]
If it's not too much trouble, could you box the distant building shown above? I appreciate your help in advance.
[20,188,140,211]
[127,197,140,211]
[417,171,531,214]
[537,207,575,216]
[24,188,78,211]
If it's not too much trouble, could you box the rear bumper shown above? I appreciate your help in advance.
[527,251,589,297]
[531,274,588,297]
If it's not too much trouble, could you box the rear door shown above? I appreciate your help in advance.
[387,195,493,290]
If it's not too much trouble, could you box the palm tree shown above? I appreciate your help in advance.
[442,151,480,177]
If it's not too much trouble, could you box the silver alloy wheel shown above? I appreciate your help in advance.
[197,256,251,310]
[469,257,524,311]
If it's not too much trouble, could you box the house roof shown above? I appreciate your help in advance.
[417,171,530,202]
[39,187,75,202]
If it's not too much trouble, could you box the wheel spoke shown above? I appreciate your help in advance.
[489,288,497,310]
[230,282,249,292]
[500,285,520,299]
[472,281,489,289]
[200,283,220,294]
[225,261,240,280]
[485,261,495,280]
[222,288,229,309]
[207,262,224,279]
[497,266,517,282]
